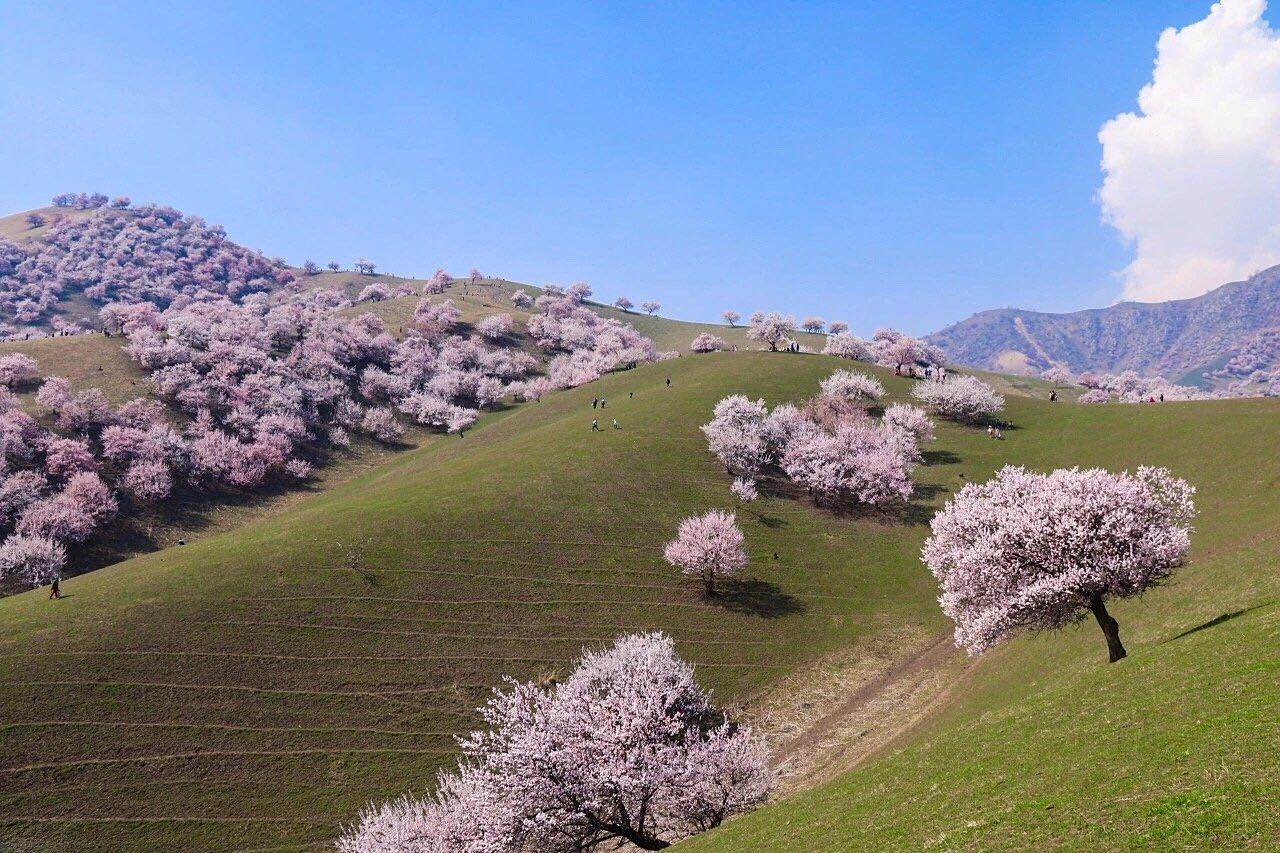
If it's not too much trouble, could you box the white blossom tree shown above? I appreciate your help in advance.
[339,633,773,851]
[922,465,1196,662]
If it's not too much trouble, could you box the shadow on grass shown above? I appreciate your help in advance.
[710,578,805,619]
[1165,602,1273,642]
[752,513,788,529]
[922,449,960,466]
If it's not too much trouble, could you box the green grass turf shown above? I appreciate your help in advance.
[679,396,1280,851]
[0,352,962,850]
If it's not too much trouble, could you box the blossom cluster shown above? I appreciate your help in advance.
[0,203,293,331]
[701,369,933,510]
[910,375,1004,422]
[922,465,1195,655]
[339,633,773,852]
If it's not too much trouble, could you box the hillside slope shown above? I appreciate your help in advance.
[928,265,1280,383]
[682,398,1280,851]
[0,353,967,851]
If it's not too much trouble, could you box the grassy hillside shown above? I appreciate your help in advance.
[0,352,974,851]
[681,398,1280,851]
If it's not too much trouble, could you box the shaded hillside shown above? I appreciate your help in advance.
[927,265,1280,383]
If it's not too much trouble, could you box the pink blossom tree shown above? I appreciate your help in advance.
[700,396,768,476]
[781,421,915,508]
[0,354,39,388]
[475,313,513,340]
[690,332,727,353]
[510,289,533,309]
[922,465,1196,662]
[828,321,849,335]
[340,633,772,852]
[613,296,634,312]
[0,535,66,584]
[730,477,758,503]
[1078,388,1112,404]
[911,375,1004,423]
[663,509,747,595]
[1040,365,1075,386]
[640,300,661,316]
[746,312,797,352]
[819,369,884,402]
[823,332,871,360]
[722,310,740,327]
[801,317,826,334]
[882,403,935,445]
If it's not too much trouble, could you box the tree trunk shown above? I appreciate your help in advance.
[1089,595,1127,662]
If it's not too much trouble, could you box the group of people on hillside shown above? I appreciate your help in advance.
[589,377,671,432]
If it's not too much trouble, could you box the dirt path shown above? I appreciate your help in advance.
[759,627,980,793]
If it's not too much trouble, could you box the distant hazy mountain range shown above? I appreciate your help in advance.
[927,265,1280,388]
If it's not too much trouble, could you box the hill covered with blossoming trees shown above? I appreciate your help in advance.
[0,198,1273,851]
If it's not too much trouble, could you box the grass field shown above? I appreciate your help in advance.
[0,352,965,851]
[680,396,1280,851]
[0,260,1272,849]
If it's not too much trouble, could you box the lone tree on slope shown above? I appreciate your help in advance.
[722,310,740,327]
[663,509,748,595]
[922,465,1196,663]
[640,300,661,316]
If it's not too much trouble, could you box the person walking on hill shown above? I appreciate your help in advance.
[600,397,606,408]
[665,377,671,387]
[592,397,598,409]
[612,419,620,430]
[591,419,600,432]
[49,578,61,600]
[1050,390,1057,402]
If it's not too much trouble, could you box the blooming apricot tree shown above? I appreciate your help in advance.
[339,632,773,852]
[922,465,1195,662]
[663,509,747,595]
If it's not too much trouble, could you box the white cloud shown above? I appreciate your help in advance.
[1099,0,1280,302]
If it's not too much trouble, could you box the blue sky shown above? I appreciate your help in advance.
[0,1,1214,335]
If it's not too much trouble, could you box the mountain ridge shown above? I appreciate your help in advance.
[927,265,1280,386]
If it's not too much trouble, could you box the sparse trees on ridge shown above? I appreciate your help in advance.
[302,260,320,276]
[802,317,826,334]
[723,310,740,327]
[614,296,634,312]
[354,259,376,275]
[922,465,1196,662]
[828,321,849,335]
[327,261,341,272]
[640,300,661,316]
[339,632,773,852]
[663,509,748,595]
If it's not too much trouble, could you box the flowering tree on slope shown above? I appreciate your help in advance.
[911,375,1004,423]
[339,632,773,852]
[690,332,727,353]
[663,509,747,595]
[922,465,1195,662]
[746,312,796,351]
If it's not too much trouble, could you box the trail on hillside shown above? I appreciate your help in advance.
[759,627,979,793]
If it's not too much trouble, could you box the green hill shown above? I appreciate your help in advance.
[680,397,1280,851]
[0,236,1273,850]
[0,353,952,850]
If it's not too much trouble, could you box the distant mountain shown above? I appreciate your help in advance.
[927,265,1280,387]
